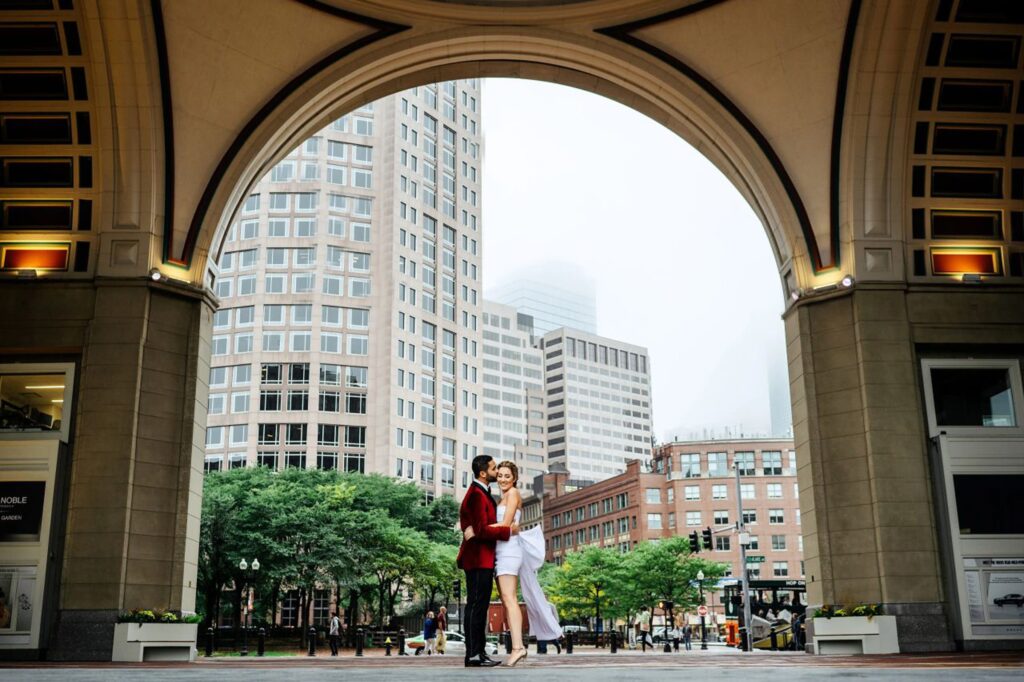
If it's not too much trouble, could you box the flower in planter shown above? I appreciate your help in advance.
[813,603,883,619]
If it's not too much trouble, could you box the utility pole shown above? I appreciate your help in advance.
[734,464,753,652]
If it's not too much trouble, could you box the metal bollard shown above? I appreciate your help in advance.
[610,630,618,654]
[205,626,214,657]
[674,636,679,652]
[770,628,778,651]
[257,627,265,656]
[355,628,364,657]
[398,628,408,655]
[385,636,392,656]
[504,631,512,654]
[308,626,317,656]
[566,632,574,654]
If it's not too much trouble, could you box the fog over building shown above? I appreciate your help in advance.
[487,262,597,335]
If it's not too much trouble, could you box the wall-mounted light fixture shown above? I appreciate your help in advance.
[840,275,854,288]
[149,268,163,281]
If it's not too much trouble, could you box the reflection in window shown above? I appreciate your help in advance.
[0,372,65,433]
[931,368,1016,427]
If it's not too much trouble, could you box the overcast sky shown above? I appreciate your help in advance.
[479,79,790,442]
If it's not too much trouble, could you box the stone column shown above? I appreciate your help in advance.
[50,280,212,660]
[787,287,951,652]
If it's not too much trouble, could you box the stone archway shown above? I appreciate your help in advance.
[189,30,809,298]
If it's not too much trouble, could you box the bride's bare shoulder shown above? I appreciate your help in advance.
[508,487,523,503]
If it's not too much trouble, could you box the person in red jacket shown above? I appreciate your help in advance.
[458,455,519,667]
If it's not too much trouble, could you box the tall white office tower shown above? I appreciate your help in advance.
[487,262,598,336]
[480,301,548,492]
[541,328,653,481]
[204,81,486,499]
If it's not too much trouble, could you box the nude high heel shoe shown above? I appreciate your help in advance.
[506,647,528,666]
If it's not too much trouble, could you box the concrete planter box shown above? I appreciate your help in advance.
[808,615,898,655]
[112,622,198,662]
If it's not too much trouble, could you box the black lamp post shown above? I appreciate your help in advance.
[238,557,260,656]
[659,601,673,652]
[697,570,707,650]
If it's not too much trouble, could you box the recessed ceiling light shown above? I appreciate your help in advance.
[51,399,64,404]
[25,385,65,390]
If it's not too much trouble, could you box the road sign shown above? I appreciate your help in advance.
[697,605,708,617]
[746,555,766,563]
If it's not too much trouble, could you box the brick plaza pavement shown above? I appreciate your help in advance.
[1,647,1022,681]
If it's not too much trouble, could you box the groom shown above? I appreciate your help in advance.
[457,455,519,667]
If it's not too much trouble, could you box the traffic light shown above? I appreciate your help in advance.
[453,579,461,600]
[688,531,700,553]
[702,527,713,550]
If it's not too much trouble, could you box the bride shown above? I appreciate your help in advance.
[463,460,562,666]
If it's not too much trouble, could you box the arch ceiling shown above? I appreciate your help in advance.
[3,0,923,294]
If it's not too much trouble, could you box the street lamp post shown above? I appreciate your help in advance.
[697,570,708,650]
[659,601,673,653]
[238,558,260,656]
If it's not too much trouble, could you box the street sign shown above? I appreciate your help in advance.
[746,555,766,563]
[697,605,708,617]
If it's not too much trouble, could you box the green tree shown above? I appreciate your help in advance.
[548,546,625,626]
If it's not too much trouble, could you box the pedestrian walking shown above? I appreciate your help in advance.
[329,611,341,656]
[683,625,692,650]
[423,610,438,655]
[638,606,653,651]
[437,606,448,654]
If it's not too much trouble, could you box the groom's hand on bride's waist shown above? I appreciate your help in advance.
[510,522,520,535]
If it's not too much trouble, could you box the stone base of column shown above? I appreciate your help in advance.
[886,602,954,652]
[47,609,117,661]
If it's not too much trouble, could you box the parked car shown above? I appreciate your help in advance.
[994,593,1024,607]
[402,629,499,656]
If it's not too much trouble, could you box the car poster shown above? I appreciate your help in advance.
[962,557,1024,635]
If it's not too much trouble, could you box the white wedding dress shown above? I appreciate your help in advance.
[495,504,563,641]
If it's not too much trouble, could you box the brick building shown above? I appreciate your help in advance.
[536,438,801,620]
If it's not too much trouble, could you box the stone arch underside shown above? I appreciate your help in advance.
[179,29,811,296]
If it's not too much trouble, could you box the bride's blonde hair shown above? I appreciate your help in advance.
[497,460,519,485]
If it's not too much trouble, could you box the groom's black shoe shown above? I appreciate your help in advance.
[466,655,499,667]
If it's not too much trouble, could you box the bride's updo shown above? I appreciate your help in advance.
[497,460,519,485]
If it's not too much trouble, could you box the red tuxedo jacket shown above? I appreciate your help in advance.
[456,481,511,570]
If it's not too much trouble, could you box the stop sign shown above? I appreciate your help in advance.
[697,605,709,617]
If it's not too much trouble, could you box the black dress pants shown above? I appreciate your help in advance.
[464,567,494,661]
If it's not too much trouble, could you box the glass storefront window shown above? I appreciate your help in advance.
[0,365,74,441]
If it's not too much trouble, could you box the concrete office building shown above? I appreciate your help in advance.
[481,301,547,492]
[488,262,598,335]
[203,82,486,498]
[541,328,653,481]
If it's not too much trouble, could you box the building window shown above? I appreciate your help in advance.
[645,488,661,504]
[769,509,785,524]
[715,536,731,551]
[747,535,760,550]
[772,534,787,551]
[767,483,783,498]
[685,511,701,526]
[740,483,755,500]
[684,485,700,501]
[707,452,728,476]
[762,451,783,475]
[734,452,755,475]
[646,513,662,530]
[713,510,729,525]
[743,510,757,525]
[679,453,700,477]
[712,485,727,500]
[773,561,789,577]
[319,391,340,413]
